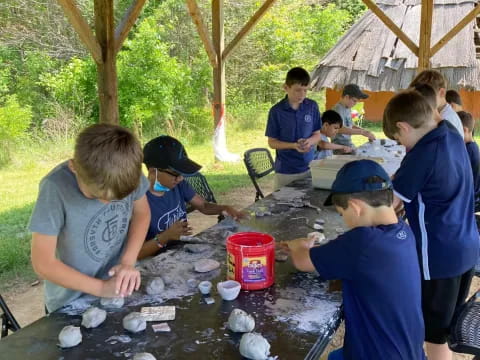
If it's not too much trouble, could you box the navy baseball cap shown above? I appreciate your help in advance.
[143,135,202,176]
[324,160,392,206]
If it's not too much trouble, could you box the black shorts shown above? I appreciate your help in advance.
[422,268,474,344]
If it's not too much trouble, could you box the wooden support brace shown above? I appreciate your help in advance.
[418,0,433,71]
[222,0,277,60]
[115,0,148,54]
[186,0,218,68]
[430,3,480,57]
[362,0,419,56]
[56,0,103,64]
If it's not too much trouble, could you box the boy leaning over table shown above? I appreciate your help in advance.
[383,90,478,360]
[265,67,321,191]
[284,160,426,360]
[29,124,150,313]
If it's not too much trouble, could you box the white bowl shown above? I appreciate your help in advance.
[217,280,241,301]
[198,281,212,294]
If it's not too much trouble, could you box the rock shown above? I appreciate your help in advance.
[58,325,82,348]
[100,297,124,309]
[239,332,270,360]
[228,308,255,333]
[145,277,165,295]
[81,307,107,328]
[184,244,211,253]
[194,258,220,273]
[133,353,156,360]
[123,312,146,333]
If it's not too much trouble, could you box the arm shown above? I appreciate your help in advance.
[268,137,299,151]
[287,238,316,272]
[318,140,352,152]
[31,233,119,297]
[337,126,375,141]
[189,194,246,219]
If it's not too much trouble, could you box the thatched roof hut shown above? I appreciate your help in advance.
[311,0,480,120]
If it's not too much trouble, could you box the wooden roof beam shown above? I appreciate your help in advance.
[114,0,148,54]
[222,0,277,61]
[56,0,103,64]
[361,0,419,56]
[418,0,433,71]
[186,0,218,68]
[430,3,480,57]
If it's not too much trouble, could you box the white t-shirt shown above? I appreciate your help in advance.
[441,103,464,139]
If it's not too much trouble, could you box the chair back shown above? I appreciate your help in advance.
[448,289,480,355]
[184,173,223,222]
[243,148,274,201]
[0,293,21,338]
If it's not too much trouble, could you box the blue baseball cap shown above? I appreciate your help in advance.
[324,160,392,206]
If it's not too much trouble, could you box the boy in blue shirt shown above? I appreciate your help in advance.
[139,135,245,259]
[313,110,352,160]
[458,110,480,211]
[265,67,321,190]
[383,90,479,360]
[286,160,425,360]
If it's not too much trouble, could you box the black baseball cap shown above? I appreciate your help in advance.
[143,136,202,176]
[342,84,369,99]
[324,160,392,206]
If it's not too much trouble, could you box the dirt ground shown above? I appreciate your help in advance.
[2,182,479,359]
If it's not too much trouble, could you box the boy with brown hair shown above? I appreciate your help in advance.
[29,124,151,313]
[383,90,479,360]
[446,89,463,112]
[409,70,464,138]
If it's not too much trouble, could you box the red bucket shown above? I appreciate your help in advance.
[226,232,275,290]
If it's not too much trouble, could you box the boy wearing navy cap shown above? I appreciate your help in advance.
[139,135,245,259]
[265,67,322,190]
[286,160,425,360]
[383,90,479,360]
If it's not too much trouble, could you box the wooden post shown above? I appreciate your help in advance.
[95,0,119,124]
[115,0,148,54]
[418,0,433,72]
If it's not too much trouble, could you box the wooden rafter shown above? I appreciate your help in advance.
[186,0,218,68]
[362,0,419,56]
[56,0,103,64]
[115,0,148,54]
[222,0,277,61]
[418,0,433,71]
[430,3,480,57]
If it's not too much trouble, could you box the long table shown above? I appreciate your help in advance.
[0,179,345,359]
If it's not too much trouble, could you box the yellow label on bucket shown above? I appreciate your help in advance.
[227,252,235,280]
[242,256,267,282]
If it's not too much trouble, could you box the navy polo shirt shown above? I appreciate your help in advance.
[265,97,321,174]
[310,221,425,360]
[145,180,196,241]
[393,122,479,280]
[466,141,480,208]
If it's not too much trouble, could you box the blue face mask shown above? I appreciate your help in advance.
[153,169,170,192]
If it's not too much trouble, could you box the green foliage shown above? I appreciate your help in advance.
[333,0,367,21]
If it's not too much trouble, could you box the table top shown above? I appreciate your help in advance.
[0,179,344,360]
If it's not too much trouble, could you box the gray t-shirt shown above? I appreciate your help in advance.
[331,102,354,147]
[29,161,149,312]
[441,103,464,139]
[314,133,333,160]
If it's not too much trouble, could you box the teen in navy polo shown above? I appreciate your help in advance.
[287,160,425,360]
[384,90,479,358]
[265,67,321,190]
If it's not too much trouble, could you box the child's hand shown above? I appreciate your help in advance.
[294,139,311,153]
[342,146,353,153]
[108,264,141,297]
[222,206,248,220]
[165,220,192,240]
[362,130,376,142]
[287,237,315,252]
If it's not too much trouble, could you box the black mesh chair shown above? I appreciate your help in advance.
[243,148,275,201]
[1,293,21,338]
[184,173,223,222]
[448,289,480,356]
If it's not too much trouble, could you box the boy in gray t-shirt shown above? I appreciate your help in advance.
[332,84,376,149]
[29,124,150,313]
[313,110,353,160]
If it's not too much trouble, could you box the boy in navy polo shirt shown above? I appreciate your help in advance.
[265,67,321,190]
[383,90,479,360]
[286,160,425,360]
[139,136,245,259]
[458,110,480,211]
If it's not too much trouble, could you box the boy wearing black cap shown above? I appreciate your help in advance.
[332,84,376,150]
[139,135,245,259]
[384,90,478,360]
[286,160,425,360]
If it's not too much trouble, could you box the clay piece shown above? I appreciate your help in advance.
[81,306,107,328]
[123,312,146,333]
[308,231,327,245]
[133,353,157,360]
[187,278,197,288]
[239,332,271,360]
[217,280,241,301]
[198,280,212,294]
[194,258,220,273]
[275,251,288,262]
[100,296,124,309]
[335,227,344,234]
[58,325,82,348]
[145,277,165,295]
[315,218,325,225]
[228,308,255,333]
[313,223,324,231]
[184,243,211,253]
